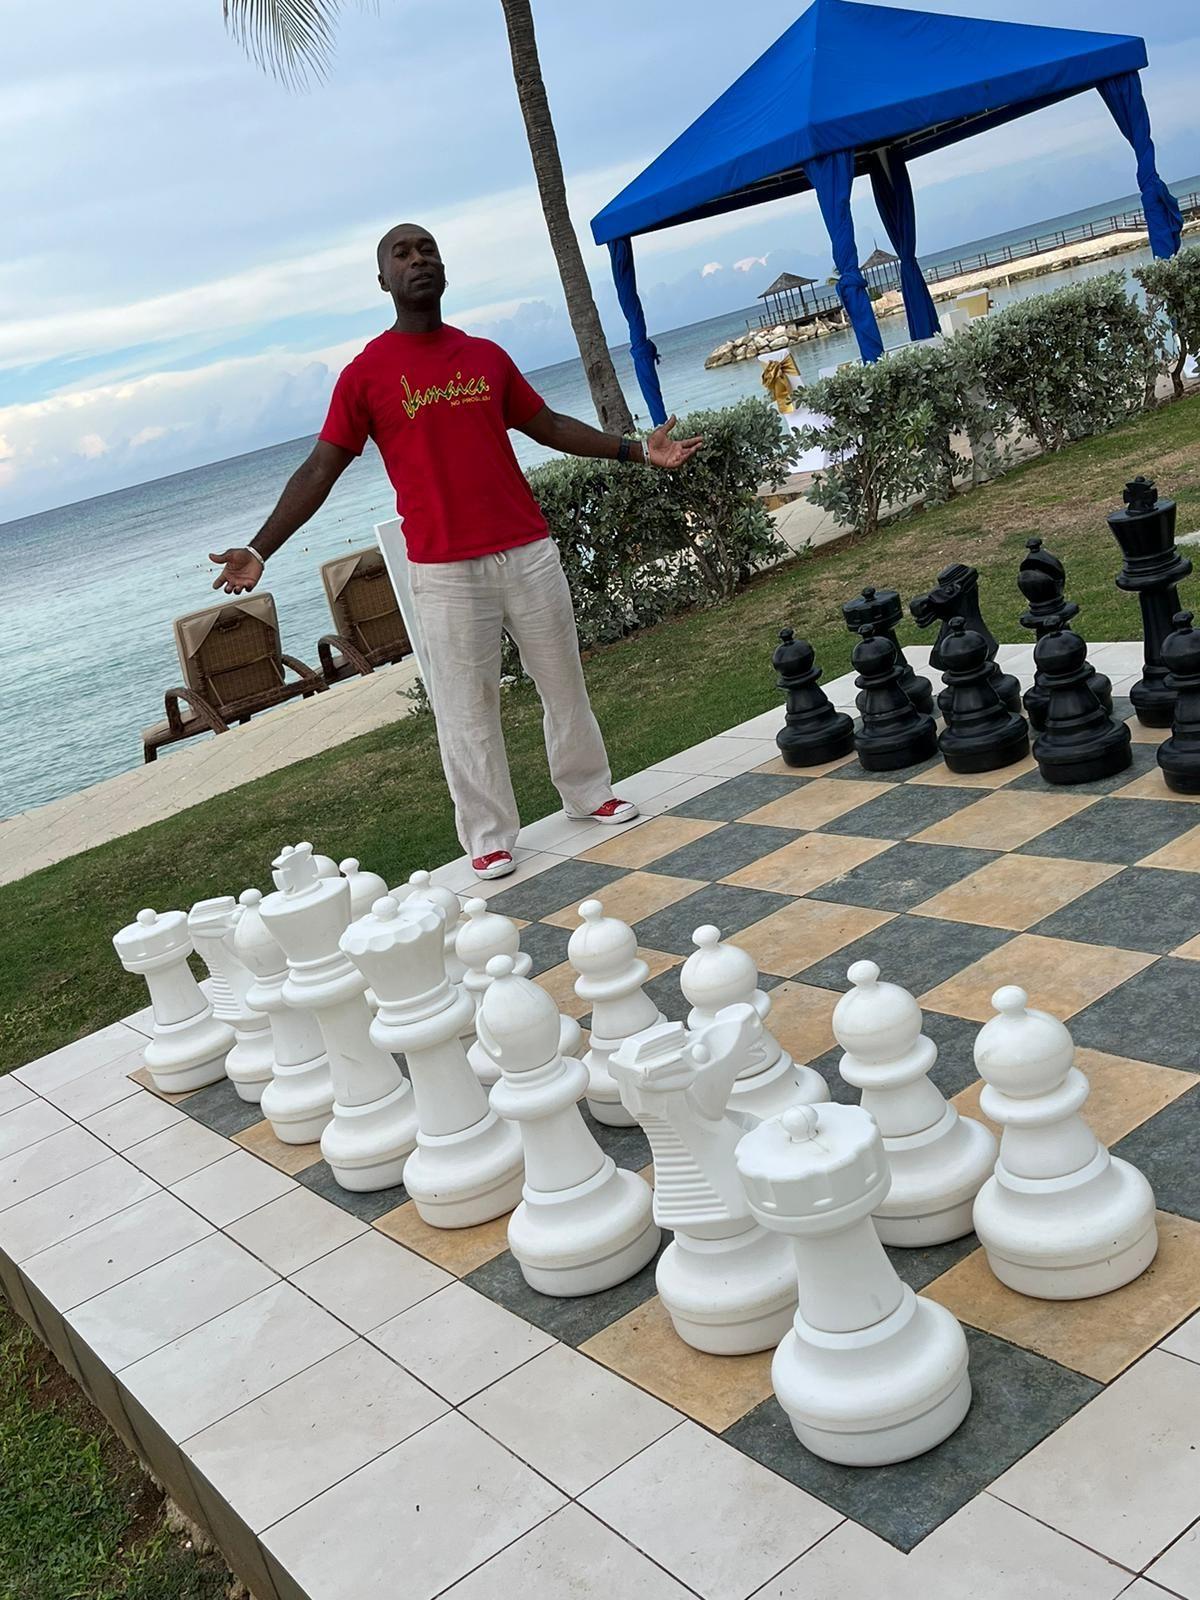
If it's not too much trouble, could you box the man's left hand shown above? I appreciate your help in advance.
[646,415,704,469]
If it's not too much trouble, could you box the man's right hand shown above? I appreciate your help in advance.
[210,548,264,594]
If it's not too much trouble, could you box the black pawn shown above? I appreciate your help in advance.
[1108,475,1192,727]
[852,624,938,772]
[909,563,1021,716]
[938,617,1030,774]
[772,629,856,768]
[1032,624,1131,786]
[1018,538,1112,731]
[843,585,933,716]
[1158,611,1200,794]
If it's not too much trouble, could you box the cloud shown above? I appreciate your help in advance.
[733,256,768,273]
[77,432,107,459]
[701,261,722,276]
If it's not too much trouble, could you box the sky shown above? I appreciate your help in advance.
[1,0,1197,522]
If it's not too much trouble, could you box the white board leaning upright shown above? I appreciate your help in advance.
[374,516,434,691]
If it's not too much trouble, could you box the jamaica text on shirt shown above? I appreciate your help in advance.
[401,370,492,421]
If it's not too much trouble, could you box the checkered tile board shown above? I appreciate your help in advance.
[158,698,1200,1553]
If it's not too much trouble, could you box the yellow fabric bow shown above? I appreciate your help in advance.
[761,353,800,414]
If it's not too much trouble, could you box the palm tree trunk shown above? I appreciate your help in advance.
[499,0,635,434]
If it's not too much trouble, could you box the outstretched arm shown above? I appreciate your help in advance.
[519,407,703,470]
[209,439,357,593]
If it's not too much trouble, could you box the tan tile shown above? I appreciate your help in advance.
[1140,823,1200,872]
[740,778,891,831]
[912,854,1121,932]
[907,751,1039,788]
[374,1200,512,1276]
[1118,767,1200,801]
[919,933,1155,1022]
[542,872,706,931]
[127,1066,197,1104]
[923,1213,1200,1382]
[580,1295,773,1432]
[232,1120,323,1176]
[534,961,590,1019]
[581,816,720,869]
[912,789,1098,851]
[754,753,855,778]
[724,833,892,896]
[953,1047,1197,1147]
[1173,929,1200,958]
[1126,714,1169,746]
[761,981,839,1061]
[733,901,894,978]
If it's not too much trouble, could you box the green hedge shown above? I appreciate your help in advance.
[1138,244,1200,397]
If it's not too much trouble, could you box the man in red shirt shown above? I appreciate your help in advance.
[210,221,701,880]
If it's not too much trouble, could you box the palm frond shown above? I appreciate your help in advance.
[223,0,349,88]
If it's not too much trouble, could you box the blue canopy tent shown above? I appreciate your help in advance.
[590,0,1182,425]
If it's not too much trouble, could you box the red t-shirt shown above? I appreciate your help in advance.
[319,325,549,563]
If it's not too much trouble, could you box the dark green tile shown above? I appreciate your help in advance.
[487,860,626,922]
[828,750,942,782]
[519,921,573,977]
[297,1161,407,1222]
[796,915,1012,997]
[634,884,796,958]
[464,1234,668,1346]
[580,1104,651,1172]
[822,784,989,840]
[649,822,800,881]
[1030,867,1200,954]
[642,968,688,1022]
[1017,794,1199,865]
[1070,958,1200,1070]
[886,1234,981,1291]
[178,1077,265,1136]
[665,772,810,822]
[1113,1083,1200,1220]
[1009,740,1158,797]
[807,843,1000,912]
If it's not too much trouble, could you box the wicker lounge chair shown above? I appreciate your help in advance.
[141,591,326,762]
[317,546,412,685]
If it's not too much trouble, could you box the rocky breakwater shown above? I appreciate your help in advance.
[705,314,847,369]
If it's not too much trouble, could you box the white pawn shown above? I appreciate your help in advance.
[259,843,417,1191]
[479,954,659,1295]
[610,1007,797,1354]
[972,986,1157,1299]
[832,961,995,1246]
[187,897,275,1103]
[112,910,232,1093]
[457,900,581,1086]
[681,926,829,1117]
[405,871,467,983]
[234,889,335,1144]
[568,899,666,1127]
[272,842,338,888]
[339,857,389,920]
[736,1102,972,1466]
[342,894,524,1227]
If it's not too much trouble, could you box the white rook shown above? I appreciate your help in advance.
[568,899,665,1127]
[112,909,232,1093]
[187,896,274,1104]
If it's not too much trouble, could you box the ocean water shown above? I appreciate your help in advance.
[2,181,1196,821]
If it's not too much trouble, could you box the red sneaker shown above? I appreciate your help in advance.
[471,850,516,880]
[573,798,639,826]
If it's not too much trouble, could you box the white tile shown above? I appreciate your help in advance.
[43,1049,143,1119]
[517,812,599,853]
[709,739,788,776]
[23,1190,212,1310]
[0,1125,111,1211]
[126,1118,232,1184]
[916,1493,1131,1599]
[612,768,704,805]
[722,709,788,741]
[290,1230,450,1332]
[429,856,481,894]
[261,1411,565,1600]
[226,1187,366,1275]
[369,1281,554,1403]
[581,1421,841,1600]
[990,1350,1200,1569]
[440,1502,696,1599]
[468,850,559,901]
[184,1340,447,1532]
[0,1078,34,1115]
[1119,1584,1182,1599]
[170,1150,296,1225]
[83,1093,184,1151]
[69,1232,277,1370]
[643,773,726,806]
[463,1344,679,1495]
[0,1156,157,1262]
[122,1281,355,1441]
[0,1097,72,1160]
[1162,1312,1200,1365]
[13,1021,146,1091]
[120,1004,156,1038]
[649,736,766,775]
[1145,1520,1200,1599]
[748,1520,904,1599]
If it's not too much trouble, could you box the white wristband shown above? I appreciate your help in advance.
[244,547,265,568]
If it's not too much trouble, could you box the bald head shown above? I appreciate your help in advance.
[376,223,447,319]
[377,222,436,271]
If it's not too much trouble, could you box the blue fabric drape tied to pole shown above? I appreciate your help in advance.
[805,150,884,364]
[1098,72,1182,259]
[607,237,667,426]
[868,148,941,342]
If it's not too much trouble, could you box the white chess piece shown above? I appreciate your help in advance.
[272,842,338,888]
[187,897,274,1103]
[342,894,524,1227]
[832,961,995,1245]
[736,1102,972,1466]
[568,899,666,1127]
[234,889,335,1144]
[457,899,581,1085]
[681,926,829,1116]
[339,858,389,920]
[112,909,232,1093]
[259,843,418,1191]
[972,986,1157,1298]
[479,953,659,1295]
[405,870,467,983]
[609,1007,797,1353]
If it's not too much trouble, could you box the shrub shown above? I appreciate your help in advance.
[1136,245,1200,398]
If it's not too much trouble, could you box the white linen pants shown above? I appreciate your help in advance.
[408,538,614,859]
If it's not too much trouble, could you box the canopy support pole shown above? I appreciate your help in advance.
[806,150,884,364]
[606,237,667,426]
[869,148,941,342]
[1098,72,1183,259]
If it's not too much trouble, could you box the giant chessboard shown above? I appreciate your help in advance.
[116,692,1200,1562]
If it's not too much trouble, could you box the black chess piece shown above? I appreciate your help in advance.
[1032,623,1132,786]
[843,586,933,715]
[938,618,1030,774]
[1157,612,1200,794]
[1017,537,1112,731]
[909,563,1021,716]
[852,624,938,772]
[1108,475,1192,727]
[772,629,856,768]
